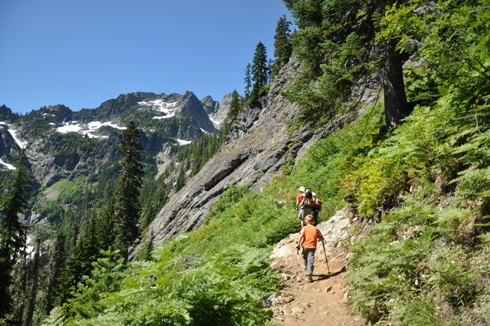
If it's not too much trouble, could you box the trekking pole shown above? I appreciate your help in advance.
[295,239,301,282]
[322,241,330,274]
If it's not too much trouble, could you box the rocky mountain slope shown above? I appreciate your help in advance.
[135,59,328,255]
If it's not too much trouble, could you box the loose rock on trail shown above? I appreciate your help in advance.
[269,208,365,325]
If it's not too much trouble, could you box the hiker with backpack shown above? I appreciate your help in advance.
[311,192,322,225]
[296,214,324,282]
[296,186,313,228]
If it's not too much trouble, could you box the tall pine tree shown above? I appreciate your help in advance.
[0,150,30,317]
[272,15,293,77]
[244,63,252,99]
[250,42,269,101]
[114,121,144,260]
[45,233,65,314]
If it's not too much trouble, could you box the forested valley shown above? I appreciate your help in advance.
[2,0,490,325]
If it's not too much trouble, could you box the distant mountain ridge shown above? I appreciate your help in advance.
[0,91,233,226]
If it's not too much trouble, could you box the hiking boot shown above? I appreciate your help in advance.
[307,276,313,283]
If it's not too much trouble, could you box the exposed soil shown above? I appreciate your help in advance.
[268,214,365,325]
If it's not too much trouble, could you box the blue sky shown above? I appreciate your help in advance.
[0,0,291,114]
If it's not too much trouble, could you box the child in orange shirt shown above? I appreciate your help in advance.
[297,215,324,282]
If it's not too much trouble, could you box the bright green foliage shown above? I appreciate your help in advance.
[341,2,490,323]
[69,247,124,319]
[54,186,297,325]
[40,307,65,326]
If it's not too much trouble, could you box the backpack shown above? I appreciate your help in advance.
[312,198,322,212]
[301,188,313,208]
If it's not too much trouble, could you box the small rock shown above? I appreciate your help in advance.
[326,286,333,292]
[283,295,294,304]
[287,313,298,319]
[342,291,349,302]
[291,307,304,314]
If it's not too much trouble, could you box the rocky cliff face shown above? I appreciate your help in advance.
[201,95,219,115]
[209,93,235,127]
[176,91,217,133]
[136,59,323,255]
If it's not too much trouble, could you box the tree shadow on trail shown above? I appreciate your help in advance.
[314,265,346,281]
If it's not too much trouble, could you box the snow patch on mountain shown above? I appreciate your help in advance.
[8,128,27,149]
[176,139,192,145]
[139,100,179,113]
[57,123,82,133]
[209,117,222,125]
[56,121,126,138]
[139,100,181,120]
[0,158,16,170]
[152,113,176,120]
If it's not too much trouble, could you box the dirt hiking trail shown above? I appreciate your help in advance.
[268,208,365,325]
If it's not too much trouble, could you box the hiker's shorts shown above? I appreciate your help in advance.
[298,207,311,219]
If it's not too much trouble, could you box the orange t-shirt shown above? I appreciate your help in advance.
[296,193,303,202]
[300,225,323,249]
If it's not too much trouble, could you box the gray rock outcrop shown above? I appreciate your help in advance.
[177,91,217,133]
[201,95,219,115]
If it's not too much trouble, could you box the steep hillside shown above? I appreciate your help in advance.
[135,59,327,254]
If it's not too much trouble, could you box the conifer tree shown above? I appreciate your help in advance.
[244,63,252,99]
[175,166,186,192]
[251,42,269,99]
[272,15,292,77]
[141,231,155,261]
[24,237,40,326]
[229,90,241,118]
[10,240,28,325]
[0,150,30,317]
[114,121,144,260]
[97,194,115,251]
[46,233,65,314]
[54,221,88,306]
[283,0,412,127]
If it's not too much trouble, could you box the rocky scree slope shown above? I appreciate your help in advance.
[136,59,327,255]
